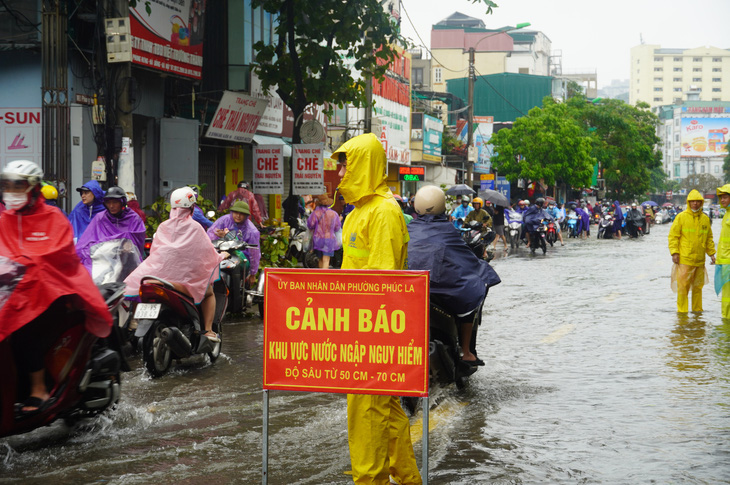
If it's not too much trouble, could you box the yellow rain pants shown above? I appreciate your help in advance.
[673,264,706,313]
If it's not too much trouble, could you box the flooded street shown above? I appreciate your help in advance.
[2,222,729,484]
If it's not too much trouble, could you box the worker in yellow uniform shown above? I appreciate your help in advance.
[667,189,715,313]
[332,133,422,485]
[715,185,730,318]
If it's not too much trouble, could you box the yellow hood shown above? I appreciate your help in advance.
[332,133,390,206]
[717,184,730,197]
[686,189,704,203]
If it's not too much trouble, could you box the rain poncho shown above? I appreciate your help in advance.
[68,180,106,242]
[217,187,262,224]
[76,208,146,283]
[574,207,589,233]
[332,133,421,485]
[127,199,147,223]
[0,196,112,342]
[307,205,341,254]
[451,202,473,228]
[714,184,730,317]
[668,190,714,312]
[523,205,552,232]
[192,205,213,230]
[408,213,500,314]
[207,214,261,272]
[612,200,624,233]
[124,208,224,303]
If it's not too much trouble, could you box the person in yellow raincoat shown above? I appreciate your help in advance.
[715,184,730,318]
[667,189,716,312]
[332,133,422,485]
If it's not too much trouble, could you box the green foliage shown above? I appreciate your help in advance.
[128,0,151,15]
[490,97,596,188]
[680,174,722,195]
[566,80,584,99]
[251,0,402,144]
[442,131,465,155]
[259,229,296,270]
[143,184,219,237]
[724,144,730,183]
[649,165,676,194]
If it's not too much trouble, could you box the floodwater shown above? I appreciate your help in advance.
[2,222,729,484]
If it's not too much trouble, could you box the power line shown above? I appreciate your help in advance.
[473,66,526,117]
[400,1,467,74]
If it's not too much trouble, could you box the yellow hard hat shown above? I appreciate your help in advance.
[472,197,484,206]
[41,184,58,200]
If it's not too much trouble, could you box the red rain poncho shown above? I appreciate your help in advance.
[0,197,112,342]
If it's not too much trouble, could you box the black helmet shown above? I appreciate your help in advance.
[104,186,127,205]
[237,181,250,190]
[535,197,545,207]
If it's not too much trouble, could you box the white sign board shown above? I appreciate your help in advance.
[205,91,268,143]
[253,145,284,194]
[292,144,325,195]
[1,108,42,170]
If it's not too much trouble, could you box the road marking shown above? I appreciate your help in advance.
[410,400,467,443]
[541,324,576,344]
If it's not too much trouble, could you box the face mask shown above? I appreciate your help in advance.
[4,192,28,210]
[691,206,701,213]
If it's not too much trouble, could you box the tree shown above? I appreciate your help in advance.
[723,144,730,183]
[680,173,722,195]
[572,97,662,200]
[490,97,595,189]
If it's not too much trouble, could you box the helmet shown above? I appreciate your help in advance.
[188,185,200,197]
[461,195,470,203]
[472,197,484,206]
[126,191,137,201]
[41,184,58,200]
[535,197,545,207]
[104,186,127,205]
[631,202,637,207]
[230,200,250,215]
[170,187,196,209]
[414,185,446,216]
[523,200,530,206]
[237,181,250,190]
[1,160,43,190]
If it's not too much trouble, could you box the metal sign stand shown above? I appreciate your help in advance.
[422,396,429,485]
[263,389,269,485]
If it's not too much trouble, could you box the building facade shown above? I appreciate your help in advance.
[631,44,730,108]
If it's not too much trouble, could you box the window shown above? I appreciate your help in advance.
[713,57,722,62]
[713,78,722,82]
[693,77,702,82]
[713,88,721,92]
[674,149,680,159]
[701,165,706,173]
[716,166,720,173]
[675,134,680,142]
[654,67,663,72]
[674,67,682,72]
[693,68,702,72]
[674,87,682,92]
[674,57,682,62]
[673,77,682,82]
[654,77,663,82]
[412,67,423,86]
[654,87,663,92]
[654,57,662,62]
[674,164,681,177]
[675,118,680,126]
[654,97,662,101]
[693,57,702,62]
[713,68,722,72]
[434,67,442,83]
[519,67,529,74]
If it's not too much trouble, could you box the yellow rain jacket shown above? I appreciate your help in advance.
[668,190,715,266]
[716,184,730,265]
[332,133,421,485]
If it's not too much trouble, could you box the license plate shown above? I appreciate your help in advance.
[134,303,161,319]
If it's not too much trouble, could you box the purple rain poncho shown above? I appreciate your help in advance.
[76,208,146,282]
[307,205,341,254]
[612,200,624,233]
[575,207,590,233]
[68,180,106,242]
[206,214,261,271]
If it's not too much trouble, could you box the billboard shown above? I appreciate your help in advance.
[205,91,268,144]
[0,108,41,170]
[680,118,730,158]
[422,114,443,162]
[129,1,207,80]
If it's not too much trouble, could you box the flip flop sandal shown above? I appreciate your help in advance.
[15,396,56,420]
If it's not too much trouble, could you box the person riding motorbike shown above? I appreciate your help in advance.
[523,197,553,250]
[0,160,112,416]
[75,186,146,282]
[189,185,214,230]
[408,185,501,364]
[207,200,261,286]
[625,203,645,238]
[545,200,565,246]
[450,194,474,229]
[68,180,106,242]
[464,197,492,229]
[217,181,263,225]
[124,187,228,342]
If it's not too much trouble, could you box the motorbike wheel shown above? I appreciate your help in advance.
[229,271,243,314]
[143,322,172,378]
[540,237,547,254]
[258,301,265,319]
[304,250,320,269]
[208,318,223,362]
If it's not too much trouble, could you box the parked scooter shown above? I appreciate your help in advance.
[133,255,231,377]
[0,282,128,437]
[285,218,309,263]
[597,213,615,239]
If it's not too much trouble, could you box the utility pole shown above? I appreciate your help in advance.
[466,47,475,189]
[110,0,134,187]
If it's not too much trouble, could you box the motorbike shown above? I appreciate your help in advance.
[597,214,615,239]
[0,282,128,437]
[505,211,523,250]
[529,219,548,255]
[133,247,236,377]
[212,231,263,316]
[545,219,557,247]
[285,218,309,264]
[460,220,496,262]
[625,213,645,238]
[566,213,580,238]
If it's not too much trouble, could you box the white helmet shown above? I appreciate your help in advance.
[414,185,446,216]
[1,160,43,190]
[170,187,196,209]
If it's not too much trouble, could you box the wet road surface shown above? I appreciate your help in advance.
[2,222,729,484]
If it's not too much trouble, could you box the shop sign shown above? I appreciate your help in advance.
[0,108,41,169]
[398,165,425,181]
[253,145,284,194]
[292,144,325,195]
[205,91,268,143]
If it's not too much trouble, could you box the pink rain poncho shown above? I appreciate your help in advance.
[123,208,223,303]
[307,205,341,254]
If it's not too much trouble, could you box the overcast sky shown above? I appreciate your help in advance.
[399,0,730,88]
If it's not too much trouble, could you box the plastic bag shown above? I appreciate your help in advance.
[334,228,343,250]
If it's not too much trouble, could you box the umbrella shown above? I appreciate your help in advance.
[445,184,476,197]
[662,202,673,208]
[641,201,658,207]
[478,189,509,207]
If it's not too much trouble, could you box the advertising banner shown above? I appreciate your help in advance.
[253,145,284,194]
[480,173,495,190]
[496,176,511,202]
[680,118,730,158]
[205,91,268,144]
[0,108,41,170]
[129,1,207,79]
[292,144,325,195]
[423,114,443,162]
[263,268,429,396]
